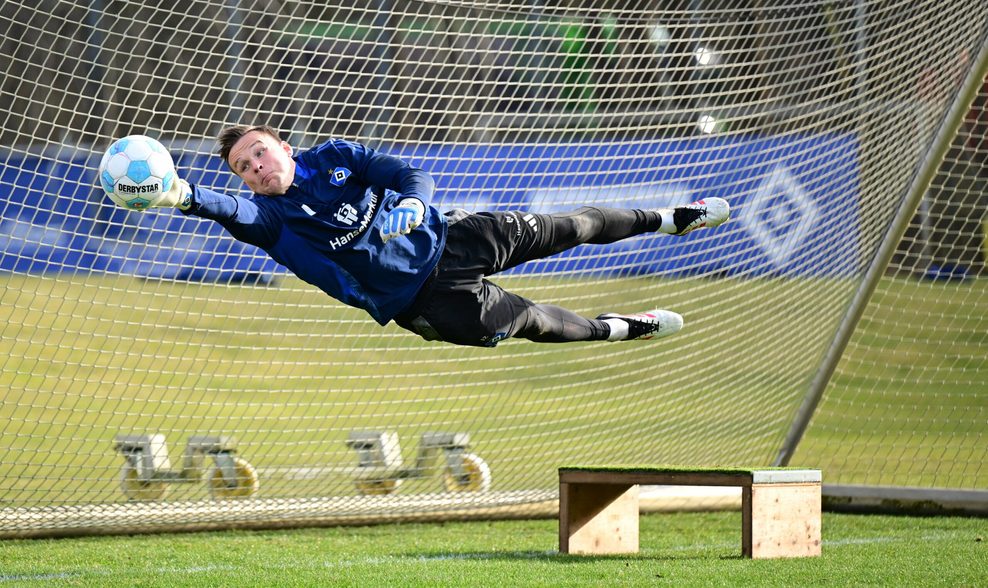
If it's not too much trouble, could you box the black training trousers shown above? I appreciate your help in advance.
[394,207,662,347]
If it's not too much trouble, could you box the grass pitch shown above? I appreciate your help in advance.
[0,272,984,585]
[0,512,985,586]
[1,273,984,510]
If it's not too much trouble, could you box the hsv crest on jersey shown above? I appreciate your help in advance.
[330,166,351,186]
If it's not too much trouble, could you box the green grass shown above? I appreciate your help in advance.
[0,274,984,584]
[1,273,850,505]
[0,512,985,586]
[0,273,984,508]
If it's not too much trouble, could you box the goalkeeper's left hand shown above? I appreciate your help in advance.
[380,198,425,243]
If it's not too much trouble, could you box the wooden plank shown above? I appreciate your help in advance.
[559,470,754,487]
[743,483,822,559]
[560,467,821,487]
[559,482,639,555]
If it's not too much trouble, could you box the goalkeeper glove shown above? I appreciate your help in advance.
[380,198,425,243]
[159,176,193,210]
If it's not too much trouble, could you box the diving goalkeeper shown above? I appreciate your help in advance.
[147,125,729,347]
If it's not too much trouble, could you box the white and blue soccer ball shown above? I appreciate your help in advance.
[98,135,176,210]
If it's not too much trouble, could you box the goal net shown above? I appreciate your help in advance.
[795,75,988,490]
[1,1,985,536]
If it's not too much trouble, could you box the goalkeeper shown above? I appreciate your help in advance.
[153,124,729,348]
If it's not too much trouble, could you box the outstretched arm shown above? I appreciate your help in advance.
[98,139,280,249]
[142,161,280,249]
[181,184,280,249]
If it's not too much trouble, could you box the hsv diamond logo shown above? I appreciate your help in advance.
[330,167,351,187]
[740,164,819,269]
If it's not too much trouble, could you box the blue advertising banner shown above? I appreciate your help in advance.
[0,134,859,281]
[398,134,861,277]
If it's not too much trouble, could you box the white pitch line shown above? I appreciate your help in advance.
[149,564,238,574]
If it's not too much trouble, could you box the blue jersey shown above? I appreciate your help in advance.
[184,138,447,325]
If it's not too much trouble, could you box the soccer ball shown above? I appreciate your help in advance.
[98,135,176,210]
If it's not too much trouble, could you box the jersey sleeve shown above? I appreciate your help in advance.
[331,140,436,205]
[182,185,281,249]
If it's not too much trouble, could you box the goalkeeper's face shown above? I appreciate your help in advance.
[228,130,296,195]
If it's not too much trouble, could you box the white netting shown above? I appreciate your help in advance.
[0,0,985,535]
[797,77,988,488]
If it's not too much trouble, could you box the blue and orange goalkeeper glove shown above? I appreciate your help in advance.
[380,198,424,243]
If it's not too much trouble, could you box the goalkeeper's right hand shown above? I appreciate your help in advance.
[160,176,193,210]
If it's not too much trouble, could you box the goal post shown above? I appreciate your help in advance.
[1,1,987,537]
